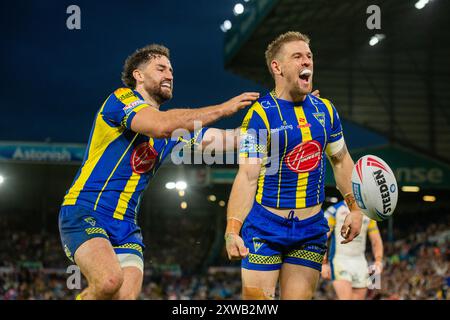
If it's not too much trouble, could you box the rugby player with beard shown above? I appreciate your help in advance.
[59,44,259,300]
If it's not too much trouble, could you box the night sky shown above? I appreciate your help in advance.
[0,0,266,143]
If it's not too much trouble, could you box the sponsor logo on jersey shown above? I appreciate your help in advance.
[297,117,311,128]
[313,112,325,127]
[123,100,146,115]
[271,123,294,133]
[260,100,274,109]
[252,238,265,252]
[241,118,250,129]
[239,134,257,153]
[372,169,392,215]
[285,140,322,173]
[131,142,158,174]
[330,132,343,139]
[115,88,135,102]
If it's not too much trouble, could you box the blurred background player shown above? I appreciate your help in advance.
[224,31,364,300]
[321,200,384,299]
[59,44,259,300]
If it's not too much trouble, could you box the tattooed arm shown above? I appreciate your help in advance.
[328,143,354,197]
[327,142,363,244]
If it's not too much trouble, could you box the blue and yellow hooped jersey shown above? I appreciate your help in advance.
[62,88,206,224]
[239,91,345,209]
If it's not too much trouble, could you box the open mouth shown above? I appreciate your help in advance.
[161,81,172,90]
[299,69,312,84]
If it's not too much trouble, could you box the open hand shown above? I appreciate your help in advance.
[221,92,260,117]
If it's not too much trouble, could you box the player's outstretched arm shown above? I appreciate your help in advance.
[200,91,321,153]
[328,143,363,244]
[197,127,240,153]
[199,90,321,153]
[130,92,259,138]
[225,157,261,260]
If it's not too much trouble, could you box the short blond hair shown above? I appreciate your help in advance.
[265,31,310,77]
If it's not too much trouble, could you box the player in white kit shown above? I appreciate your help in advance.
[321,201,384,299]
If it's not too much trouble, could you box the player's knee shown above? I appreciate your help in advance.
[281,282,316,300]
[302,287,315,299]
[93,272,124,298]
[117,290,140,300]
[283,288,315,300]
[115,284,141,300]
[242,286,275,300]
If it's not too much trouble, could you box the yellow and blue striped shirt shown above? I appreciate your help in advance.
[62,88,205,224]
[239,91,344,209]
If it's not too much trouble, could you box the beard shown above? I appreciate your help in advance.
[287,74,312,100]
[290,85,311,97]
[144,81,173,105]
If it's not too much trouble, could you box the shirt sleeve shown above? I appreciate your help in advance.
[177,127,210,150]
[101,88,150,129]
[322,98,345,156]
[325,99,344,143]
[368,220,379,235]
[239,103,269,159]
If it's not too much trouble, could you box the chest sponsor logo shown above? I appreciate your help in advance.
[271,121,294,133]
[130,142,159,174]
[285,140,322,173]
[297,117,311,129]
[313,112,325,127]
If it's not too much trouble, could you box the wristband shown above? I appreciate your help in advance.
[344,192,358,211]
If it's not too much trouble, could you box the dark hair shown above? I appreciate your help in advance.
[121,44,170,88]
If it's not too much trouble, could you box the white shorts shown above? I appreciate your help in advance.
[331,255,369,288]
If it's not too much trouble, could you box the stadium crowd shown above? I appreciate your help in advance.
[0,212,449,300]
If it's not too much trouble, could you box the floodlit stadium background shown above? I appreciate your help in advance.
[1,0,449,300]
